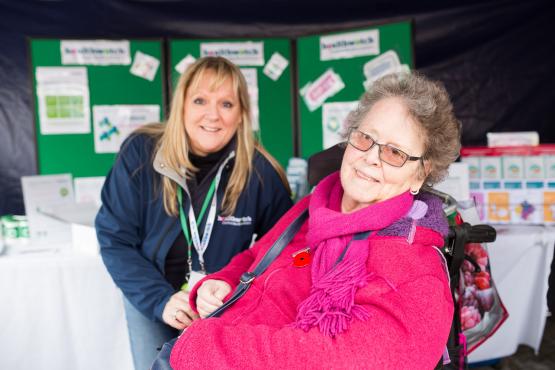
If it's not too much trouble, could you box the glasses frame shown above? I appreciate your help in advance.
[347,128,424,168]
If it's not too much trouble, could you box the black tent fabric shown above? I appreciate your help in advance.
[0,0,554,215]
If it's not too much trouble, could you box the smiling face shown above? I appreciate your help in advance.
[340,97,427,213]
[183,71,242,156]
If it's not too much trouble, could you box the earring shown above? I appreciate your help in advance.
[410,189,419,195]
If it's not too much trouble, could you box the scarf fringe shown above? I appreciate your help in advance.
[295,260,371,337]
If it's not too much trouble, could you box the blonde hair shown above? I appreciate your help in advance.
[138,57,289,216]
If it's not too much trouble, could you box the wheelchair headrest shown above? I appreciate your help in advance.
[307,143,345,188]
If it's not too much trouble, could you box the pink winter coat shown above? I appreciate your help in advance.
[170,193,453,369]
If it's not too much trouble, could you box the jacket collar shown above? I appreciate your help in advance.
[153,147,236,191]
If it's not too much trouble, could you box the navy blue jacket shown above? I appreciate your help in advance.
[95,133,292,322]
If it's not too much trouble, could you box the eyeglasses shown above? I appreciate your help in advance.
[347,128,424,167]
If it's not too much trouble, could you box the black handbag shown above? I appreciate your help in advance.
[150,209,308,370]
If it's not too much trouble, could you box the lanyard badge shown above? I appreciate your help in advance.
[176,152,235,289]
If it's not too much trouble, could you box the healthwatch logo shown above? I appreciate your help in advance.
[320,29,380,61]
[60,40,131,65]
[200,42,264,66]
[218,215,252,226]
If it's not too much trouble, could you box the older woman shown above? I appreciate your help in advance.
[169,72,461,369]
[95,57,292,370]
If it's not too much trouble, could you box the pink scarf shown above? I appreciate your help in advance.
[294,172,413,337]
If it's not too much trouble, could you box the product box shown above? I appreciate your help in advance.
[480,157,503,180]
[544,156,555,179]
[524,156,545,179]
[461,157,481,180]
[486,190,510,224]
[470,191,486,222]
[502,156,524,179]
[544,181,555,224]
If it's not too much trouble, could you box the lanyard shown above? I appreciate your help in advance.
[176,151,235,274]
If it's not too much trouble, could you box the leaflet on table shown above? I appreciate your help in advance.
[92,104,160,153]
[130,51,160,81]
[321,101,358,149]
[20,174,74,248]
[240,68,260,131]
[36,67,91,135]
[200,41,264,66]
[61,40,131,65]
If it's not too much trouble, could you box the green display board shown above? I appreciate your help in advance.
[297,20,414,158]
[168,38,294,168]
[30,39,165,177]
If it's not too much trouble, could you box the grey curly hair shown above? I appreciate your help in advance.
[343,72,461,185]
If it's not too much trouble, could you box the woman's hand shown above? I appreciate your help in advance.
[162,291,200,330]
[196,279,232,318]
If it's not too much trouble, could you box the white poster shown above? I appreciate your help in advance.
[61,40,131,65]
[93,105,160,153]
[175,54,197,74]
[263,52,289,81]
[130,51,160,81]
[240,68,260,131]
[36,67,91,135]
[201,42,264,66]
[301,69,345,112]
[21,174,74,245]
[320,29,380,61]
[322,101,358,149]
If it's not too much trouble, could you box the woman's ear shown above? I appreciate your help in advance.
[417,159,432,182]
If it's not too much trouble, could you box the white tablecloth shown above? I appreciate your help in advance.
[1,224,553,368]
[469,225,555,363]
[0,250,133,370]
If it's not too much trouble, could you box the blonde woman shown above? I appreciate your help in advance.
[95,57,292,370]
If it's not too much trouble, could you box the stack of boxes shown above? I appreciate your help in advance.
[461,145,555,224]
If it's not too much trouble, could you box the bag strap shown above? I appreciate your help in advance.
[207,208,309,318]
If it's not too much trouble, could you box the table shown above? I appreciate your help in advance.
[469,225,555,363]
[0,250,133,370]
[1,224,553,368]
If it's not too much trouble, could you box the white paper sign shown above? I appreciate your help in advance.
[433,162,470,202]
[93,105,160,153]
[175,54,197,74]
[486,132,539,147]
[61,40,131,65]
[201,42,264,66]
[363,50,401,79]
[36,67,91,135]
[320,29,380,61]
[263,52,289,81]
[363,64,410,90]
[130,51,160,81]
[21,174,74,245]
[322,101,359,149]
[301,69,345,112]
[240,68,260,131]
[74,176,105,207]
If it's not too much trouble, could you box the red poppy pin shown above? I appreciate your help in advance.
[292,248,311,268]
